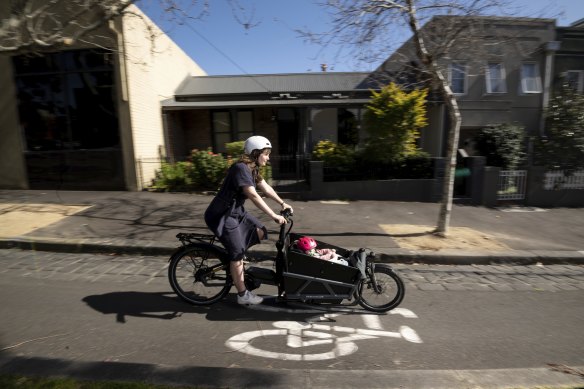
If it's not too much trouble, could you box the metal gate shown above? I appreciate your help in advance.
[498,170,527,200]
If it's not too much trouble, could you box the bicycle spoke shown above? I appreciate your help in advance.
[169,244,231,305]
[358,265,405,312]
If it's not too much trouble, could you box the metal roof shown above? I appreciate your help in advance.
[175,72,375,96]
[161,97,372,109]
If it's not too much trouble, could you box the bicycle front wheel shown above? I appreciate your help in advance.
[358,264,405,312]
[168,244,232,305]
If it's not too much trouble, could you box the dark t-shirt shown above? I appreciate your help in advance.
[204,162,256,237]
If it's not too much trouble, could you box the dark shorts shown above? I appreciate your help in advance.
[218,212,268,261]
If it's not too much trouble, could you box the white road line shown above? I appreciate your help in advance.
[390,308,418,318]
[362,314,383,329]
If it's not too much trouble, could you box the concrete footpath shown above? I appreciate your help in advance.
[0,189,583,264]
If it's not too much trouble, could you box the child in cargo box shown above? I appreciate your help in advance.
[295,236,348,265]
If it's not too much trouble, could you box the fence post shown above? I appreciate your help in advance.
[467,156,486,205]
[482,166,500,207]
[432,158,446,202]
[136,158,143,191]
[525,166,545,206]
[309,160,324,199]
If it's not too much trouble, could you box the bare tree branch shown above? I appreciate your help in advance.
[0,0,140,54]
[0,0,259,55]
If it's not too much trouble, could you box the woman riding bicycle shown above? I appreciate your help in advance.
[204,136,293,305]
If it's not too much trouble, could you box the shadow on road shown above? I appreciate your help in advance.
[82,291,365,324]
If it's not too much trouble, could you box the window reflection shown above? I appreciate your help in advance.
[12,49,123,190]
[14,49,118,152]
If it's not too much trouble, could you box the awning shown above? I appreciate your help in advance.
[161,98,372,110]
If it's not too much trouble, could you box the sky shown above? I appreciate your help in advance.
[139,0,584,76]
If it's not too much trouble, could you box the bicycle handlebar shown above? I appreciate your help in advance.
[280,208,293,220]
[277,208,293,247]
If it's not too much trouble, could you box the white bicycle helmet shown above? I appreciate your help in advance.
[244,135,272,155]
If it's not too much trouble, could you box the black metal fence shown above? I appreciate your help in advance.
[321,157,436,182]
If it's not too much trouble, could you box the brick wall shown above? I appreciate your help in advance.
[122,5,205,188]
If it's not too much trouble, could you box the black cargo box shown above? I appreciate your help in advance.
[283,233,360,301]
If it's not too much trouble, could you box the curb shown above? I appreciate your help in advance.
[376,249,584,266]
[0,237,177,256]
[1,236,583,265]
[1,355,583,389]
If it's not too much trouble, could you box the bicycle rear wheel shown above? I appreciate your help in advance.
[168,244,232,305]
[358,264,405,312]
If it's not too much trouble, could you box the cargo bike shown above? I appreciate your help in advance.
[168,209,405,312]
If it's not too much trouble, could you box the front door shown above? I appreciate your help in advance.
[276,108,299,178]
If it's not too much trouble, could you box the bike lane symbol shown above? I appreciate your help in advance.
[225,309,422,361]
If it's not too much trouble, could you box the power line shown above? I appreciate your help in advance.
[183,21,273,93]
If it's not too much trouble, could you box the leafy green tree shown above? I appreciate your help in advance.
[475,123,526,169]
[536,84,584,171]
[362,83,428,163]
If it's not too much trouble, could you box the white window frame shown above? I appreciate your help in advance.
[520,62,542,94]
[566,70,584,93]
[485,62,507,94]
[449,62,467,95]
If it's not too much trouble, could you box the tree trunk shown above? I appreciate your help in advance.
[406,0,462,236]
[435,88,462,236]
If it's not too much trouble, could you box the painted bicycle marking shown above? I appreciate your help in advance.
[225,309,422,361]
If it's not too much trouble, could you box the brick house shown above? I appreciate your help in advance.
[0,4,205,190]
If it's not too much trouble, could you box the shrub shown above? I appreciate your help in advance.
[190,148,229,190]
[149,148,229,192]
[313,140,433,181]
[535,83,584,171]
[150,161,193,191]
[225,141,245,158]
[355,152,433,180]
[475,123,526,169]
[311,140,356,168]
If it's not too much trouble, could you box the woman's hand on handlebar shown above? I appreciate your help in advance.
[281,202,293,215]
[273,214,287,224]
[280,207,293,219]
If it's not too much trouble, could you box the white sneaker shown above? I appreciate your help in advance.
[237,290,263,305]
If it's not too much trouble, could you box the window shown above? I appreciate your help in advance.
[485,63,507,93]
[212,111,231,153]
[236,111,253,140]
[449,62,467,94]
[566,70,584,93]
[12,49,123,190]
[13,49,119,152]
[211,110,254,153]
[520,63,542,93]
